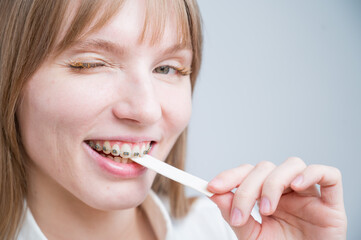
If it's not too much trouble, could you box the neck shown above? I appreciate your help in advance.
[26,164,156,240]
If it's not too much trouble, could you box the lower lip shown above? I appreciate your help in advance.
[83,142,150,178]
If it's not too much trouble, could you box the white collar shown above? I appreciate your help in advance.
[17,191,173,240]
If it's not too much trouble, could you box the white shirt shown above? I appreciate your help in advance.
[17,192,261,239]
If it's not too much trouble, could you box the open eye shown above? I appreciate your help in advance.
[153,65,191,76]
[153,66,177,75]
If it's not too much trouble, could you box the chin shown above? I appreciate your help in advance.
[73,174,156,211]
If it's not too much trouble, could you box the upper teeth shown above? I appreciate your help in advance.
[102,141,111,154]
[120,143,131,157]
[87,140,151,158]
[132,145,140,157]
[95,142,102,151]
[111,144,120,156]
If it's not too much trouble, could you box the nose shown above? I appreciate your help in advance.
[112,72,162,126]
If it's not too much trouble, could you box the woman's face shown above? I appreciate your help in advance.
[17,0,192,210]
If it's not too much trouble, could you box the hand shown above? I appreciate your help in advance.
[208,157,347,240]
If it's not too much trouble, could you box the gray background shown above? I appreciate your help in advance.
[185,1,361,239]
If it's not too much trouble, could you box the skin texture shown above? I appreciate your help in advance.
[15,0,347,239]
[208,157,347,239]
[16,0,192,239]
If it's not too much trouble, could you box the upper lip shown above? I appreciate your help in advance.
[84,135,159,143]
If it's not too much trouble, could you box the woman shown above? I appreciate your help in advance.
[0,0,347,239]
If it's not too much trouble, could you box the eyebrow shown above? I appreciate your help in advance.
[67,38,191,56]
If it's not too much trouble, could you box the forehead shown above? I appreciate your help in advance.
[56,0,191,54]
[97,1,178,47]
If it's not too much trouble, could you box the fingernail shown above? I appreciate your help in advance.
[260,196,271,214]
[231,208,243,226]
[292,175,304,186]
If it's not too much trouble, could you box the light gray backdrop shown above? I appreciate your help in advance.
[185,1,361,239]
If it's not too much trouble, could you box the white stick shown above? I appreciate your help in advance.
[131,155,214,197]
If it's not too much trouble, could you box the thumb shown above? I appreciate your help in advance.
[210,193,261,240]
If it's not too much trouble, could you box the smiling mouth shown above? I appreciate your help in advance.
[85,140,153,163]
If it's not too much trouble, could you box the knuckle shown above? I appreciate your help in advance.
[331,166,342,179]
[238,163,254,170]
[285,156,306,167]
[256,161,275,169]
[307,164,320,172]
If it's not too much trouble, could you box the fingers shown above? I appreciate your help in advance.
[208,164,254,193]
[210,193,261,240]
[290,164,344,207]
[209,157,345,240]
[231,161,276,226]
[260,157,307,215]
[209,161,276,239]
[209,192,234,220]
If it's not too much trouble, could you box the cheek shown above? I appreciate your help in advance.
[19,71,108,140]
[17,69,105,173]
[158,80,192,133]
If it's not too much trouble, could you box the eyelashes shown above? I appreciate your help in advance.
[174,66,192,76]
[67,61,191,76]
[68,61,106,69]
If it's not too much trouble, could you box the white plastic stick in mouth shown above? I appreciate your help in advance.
[131,155,214,197]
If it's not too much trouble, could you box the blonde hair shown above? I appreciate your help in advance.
[0,0,202,239]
